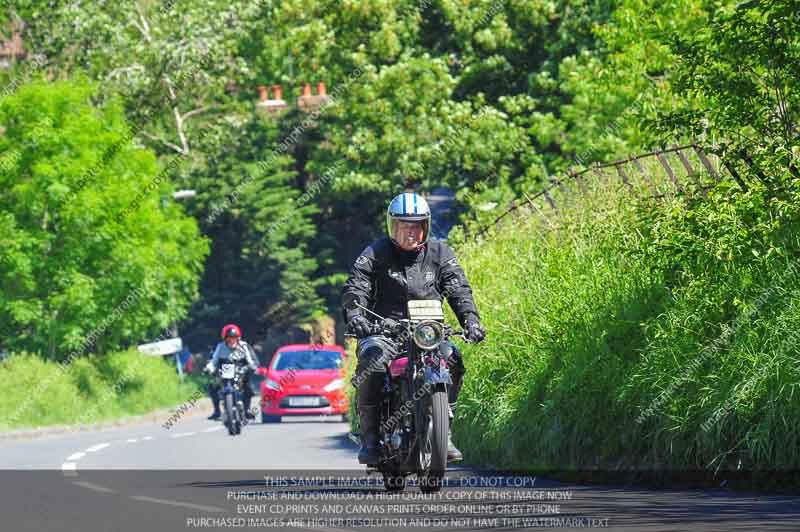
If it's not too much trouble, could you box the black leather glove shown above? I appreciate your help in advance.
[464,316,486,344]
[348,315,372,339]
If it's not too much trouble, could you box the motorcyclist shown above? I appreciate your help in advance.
[204,324,260,420]
[342,191,487,465]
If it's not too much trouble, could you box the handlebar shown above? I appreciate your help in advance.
[345,320,473,342]
[344,320,399,338]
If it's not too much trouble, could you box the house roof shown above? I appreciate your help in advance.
[0,32,25,58]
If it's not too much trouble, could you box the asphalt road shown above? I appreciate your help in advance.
[1,413,799,532]
[0,413,355,470]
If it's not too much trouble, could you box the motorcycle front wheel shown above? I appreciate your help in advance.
[418,388,448,493]
[235,400,245,434]
[224,394,237,436]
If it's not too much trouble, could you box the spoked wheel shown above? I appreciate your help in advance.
[383,473,407,492]
[418,412,433,471]
[224,394,237,436]
[418,389,448,493]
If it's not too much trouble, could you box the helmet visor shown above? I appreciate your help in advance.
[389,218,428,248]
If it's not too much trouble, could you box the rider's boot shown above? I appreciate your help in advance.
[243,392,255,420]
[447,402,463,462]
[208,400,221,421]
[356,358,385,465]
[208,385,222,420]
[357,404,381,465]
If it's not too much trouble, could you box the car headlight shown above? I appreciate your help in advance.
[413,321,444,351]
[264,378,281,391]
[323,379,344,392]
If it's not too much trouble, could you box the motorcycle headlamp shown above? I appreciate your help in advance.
[412,320,444,351]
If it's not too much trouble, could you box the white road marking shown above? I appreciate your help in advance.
[142,436,153,441]
[67,452,86,461]
[170,431,195,438]
[73,481,116,494]
[202,426,224,433]
[126,438,138,443]
[61,462,77,477]
[86,443,110,452]
[129,496,225,513]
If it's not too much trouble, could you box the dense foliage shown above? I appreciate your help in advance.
[445,0,800,477]
[4,0,617,346]
[0,80,207,360]
[660,0,800,178]
[454,173,800,476]
[3,2,800,475]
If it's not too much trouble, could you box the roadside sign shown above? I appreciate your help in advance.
[138,337,183,356]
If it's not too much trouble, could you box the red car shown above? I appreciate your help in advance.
[258,343,349,422]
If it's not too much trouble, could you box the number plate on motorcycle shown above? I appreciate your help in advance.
[289,396,320,407]
[408,300,444,320]
[221,364,235,379]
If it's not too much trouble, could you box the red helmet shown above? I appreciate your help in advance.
[221,324,242,339]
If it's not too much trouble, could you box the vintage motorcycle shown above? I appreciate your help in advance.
[350,300,466,493]
[217,359,250,436]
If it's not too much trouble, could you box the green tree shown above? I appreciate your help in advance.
[0,79,208,359]
[514,0,709,174]
[305,56,529,271]
[181,109,324,345]
[661,0,800,177]
[13,0,266,158]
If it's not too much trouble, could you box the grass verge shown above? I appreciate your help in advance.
[451,176,800,491]
[0,349,203,431]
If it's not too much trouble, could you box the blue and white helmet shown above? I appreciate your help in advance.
[386,192,431,247]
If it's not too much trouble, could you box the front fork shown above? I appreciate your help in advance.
[414,341,453,446]
[223,382,243,417]
[422,341,454,388]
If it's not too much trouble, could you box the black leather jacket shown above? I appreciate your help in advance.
[341,237,480,327]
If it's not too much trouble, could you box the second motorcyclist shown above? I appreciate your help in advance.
[204,324,260,420]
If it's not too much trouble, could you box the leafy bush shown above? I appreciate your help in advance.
[0,79,208,360]
[662,0,800,174]
[453,173,800,474]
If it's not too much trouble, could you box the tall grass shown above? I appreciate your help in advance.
[452,174,800,475]
[0,349,202,431]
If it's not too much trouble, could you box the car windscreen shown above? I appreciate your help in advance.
[272,350,342,370]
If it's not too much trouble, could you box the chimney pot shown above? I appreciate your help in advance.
[257,85,268,102]
[302,83,312,97]
[317,82,327,96]
[271,84,283,101]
